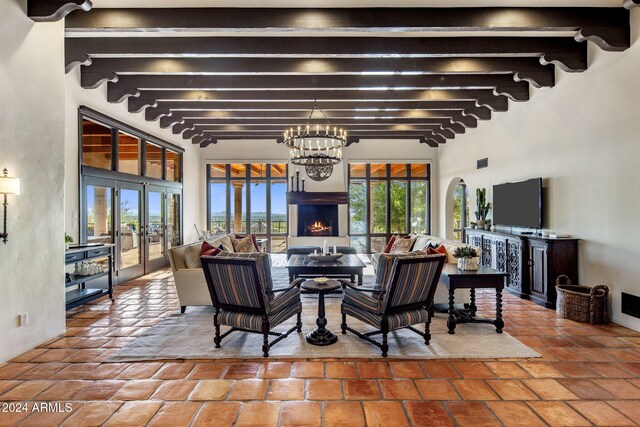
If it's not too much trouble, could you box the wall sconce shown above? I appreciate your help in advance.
[0,168,20,244]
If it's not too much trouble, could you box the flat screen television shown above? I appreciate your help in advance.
[492,178,543,229]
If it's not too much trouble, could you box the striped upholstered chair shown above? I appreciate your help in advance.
[201,252,303,357]
[341,253,446,357]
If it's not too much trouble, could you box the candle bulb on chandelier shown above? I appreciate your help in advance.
[297,126,301,136]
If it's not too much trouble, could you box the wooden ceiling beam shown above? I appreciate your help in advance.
[64,7,630,51]
[181,126,462,140]
[127,89,509,113]
[106,74,530,104]
[169,117,468,135]
[80,57,554,89]
[159,114,478,133]
[65,36,587,73]
[142,101,492,122]
[28,0,92,22]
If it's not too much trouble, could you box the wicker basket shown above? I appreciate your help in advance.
[555,275,609,324]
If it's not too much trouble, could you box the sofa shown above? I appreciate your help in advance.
[168,233,260,312]
[370,234,480,304]
[371,234,480,271]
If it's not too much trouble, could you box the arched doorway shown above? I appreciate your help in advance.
[445,177,469,241]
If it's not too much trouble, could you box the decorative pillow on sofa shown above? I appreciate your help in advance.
[184,242,223,269]
[213,234,234,252]
[231,235,255,253]
[383,235,398,253]
[201,241,223,257]
[234,233,261,252]
[441,242,462,264]
[383,234,414,253]
[425,244,448,257]
[389,236,416,254]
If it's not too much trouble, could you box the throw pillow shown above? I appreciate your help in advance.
[231,235,255,253]
[234,233,261,252]
[389,236,416,254]
[383,235,398,253]
[384,234,414,253]
[184,245,203,269]
[425,244,448,257]
[201,241,223,257]
[441,243,461,264]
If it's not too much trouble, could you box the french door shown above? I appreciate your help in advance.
[82,177,181,283]
[145,185,166,273]
[117,182,144,282]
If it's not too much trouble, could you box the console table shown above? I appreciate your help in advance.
[65,244,115,310]
[464,229,579,308]
[436,264,508,334]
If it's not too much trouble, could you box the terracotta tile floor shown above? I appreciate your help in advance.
[1,269,640,426]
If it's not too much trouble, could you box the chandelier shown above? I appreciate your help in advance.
[284,104,347,181]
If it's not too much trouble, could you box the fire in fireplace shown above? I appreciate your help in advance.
[298,205,339,237]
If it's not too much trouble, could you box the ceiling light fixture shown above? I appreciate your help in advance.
[284,103,347,182]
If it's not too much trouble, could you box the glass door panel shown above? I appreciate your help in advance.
[209,182,227,233]
[167,192,181,250]
[250,181,267,235]
[118,184,143,282]
[146,186,166,272]
[85,184,114,245]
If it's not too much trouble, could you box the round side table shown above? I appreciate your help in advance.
[301,279,341,346]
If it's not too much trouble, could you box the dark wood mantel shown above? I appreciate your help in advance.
[287,191,348,205]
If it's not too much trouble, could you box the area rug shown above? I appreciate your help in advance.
[109,301,540,361]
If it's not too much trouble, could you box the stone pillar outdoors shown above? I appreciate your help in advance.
[93,187,109,238]
[232,181,245,233]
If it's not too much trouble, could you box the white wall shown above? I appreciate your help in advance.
[64,68,201,246]
[199,138,439,237]
[438,10,640,330]
[0,1,66,362]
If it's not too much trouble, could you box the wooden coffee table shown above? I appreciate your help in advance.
[300,279,341,346]
[286,254,366,286]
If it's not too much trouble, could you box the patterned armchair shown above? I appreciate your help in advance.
[341,253,446,357]
[201,252,303,357]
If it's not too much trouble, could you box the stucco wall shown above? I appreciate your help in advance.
[0,1,66,361]
[438,10,640,330]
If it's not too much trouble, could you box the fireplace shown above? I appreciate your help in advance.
[298,205,339,237]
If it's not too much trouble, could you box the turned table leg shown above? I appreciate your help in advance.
[494,288,504,333]
[447,289,456,334]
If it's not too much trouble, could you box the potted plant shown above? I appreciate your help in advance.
[453,246,480,271]
[474,188,491,228]
[65,233,73,251]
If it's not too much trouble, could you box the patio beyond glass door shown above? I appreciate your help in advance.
[145,186,166,273]
[167,191,181,251]
[118,183,144,283]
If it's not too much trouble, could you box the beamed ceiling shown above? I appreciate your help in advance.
[29,1,639,148]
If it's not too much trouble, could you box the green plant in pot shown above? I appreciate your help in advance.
[453,246,480,271]
[474,188,491,228]
[65,233,73,250]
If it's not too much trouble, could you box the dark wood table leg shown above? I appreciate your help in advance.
[494,287,504,333]
[447,288,456,334]
[306,291,338,346]
[469,288,477,317]
[358,271,363,287]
